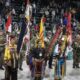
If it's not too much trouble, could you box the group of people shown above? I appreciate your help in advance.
[0,32,25,80]
[0,0,80,80]
[73,33,80,68]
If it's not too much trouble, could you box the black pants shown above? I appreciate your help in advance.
[0,49,4,68]
[18,53,24,69]
[73,58,79,68]
[48,54,53,68]
[0,53,3,67]
[5,66,17,80]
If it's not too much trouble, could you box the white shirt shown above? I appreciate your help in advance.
[65,46,73,56]
[53,44,59,56]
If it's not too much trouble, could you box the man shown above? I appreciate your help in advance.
[73,35,80,68]
[0,15,5,30]
[18,43,25,70]
[29,40,46,79]
[48,42,59,69]
[4,34,18,80]
[0,27,6,70]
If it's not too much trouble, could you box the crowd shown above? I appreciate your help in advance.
[0,0,80,80]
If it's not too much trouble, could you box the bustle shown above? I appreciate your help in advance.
[47,28,62,55]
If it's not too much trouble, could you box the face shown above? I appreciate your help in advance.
[10,38,15,45]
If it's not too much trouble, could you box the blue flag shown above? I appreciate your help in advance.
[17,18,27,54]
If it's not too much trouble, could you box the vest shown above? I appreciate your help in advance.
[4,44,18,68]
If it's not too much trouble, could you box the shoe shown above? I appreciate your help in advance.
[19,68,23,71]
[76,66,80,68]
[0,67,4,70]
[73,66,75,68]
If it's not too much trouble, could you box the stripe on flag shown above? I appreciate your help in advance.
[5,16,12,33]
[39,17,45,48]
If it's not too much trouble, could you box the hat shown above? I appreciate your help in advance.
[9,32,16,39]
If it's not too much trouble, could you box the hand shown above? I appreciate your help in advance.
[7,60,12,66]
[5,60,12,67]
[16,54,20,60]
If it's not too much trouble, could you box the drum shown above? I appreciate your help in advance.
[35,60,43,75]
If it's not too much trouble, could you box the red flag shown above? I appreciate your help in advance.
[25,0,29,7]
[5,16,12,33]
[67,12,72,45]
[67,12,72,33]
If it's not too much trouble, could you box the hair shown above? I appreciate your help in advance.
[9,35,15,40]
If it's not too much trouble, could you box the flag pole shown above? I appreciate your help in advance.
[5,11,12,46]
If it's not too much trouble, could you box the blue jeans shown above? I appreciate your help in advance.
[56,58,64,77]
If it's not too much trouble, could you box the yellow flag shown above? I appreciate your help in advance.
[39,17,45,48]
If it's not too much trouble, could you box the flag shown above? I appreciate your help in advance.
[5,16,12,33]
[67,12,72,33]
[25,0,32,21]
[17,19,27,54]
[26,23,30,41]
[24,0,32,55]
[67,12,72,45]
[24,22,30,55]
[39,17,45,48]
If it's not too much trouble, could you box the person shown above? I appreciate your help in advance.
[48,42,59,69]
[65,43,73,60]
[72,19,77,31]
[18,43,25,71]
[4,34,18,80]
[0,27,6,70]
[29,40,46,79]
[72,35,80,68]
[0,15,5,30]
